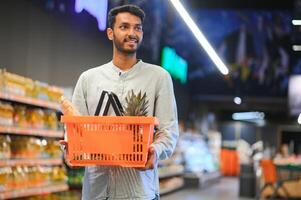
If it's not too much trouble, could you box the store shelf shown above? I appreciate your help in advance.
[0,183,68,199]
[0,91,61,111]
[0,158,62,167]
[160,179,184,196]
[0,125,64,138]
[184,171,221,188]
[159,165,185,179]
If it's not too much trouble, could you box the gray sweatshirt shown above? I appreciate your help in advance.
[72,60,179,200]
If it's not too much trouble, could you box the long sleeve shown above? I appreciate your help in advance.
[71,72,89,116]
[151,71,179,160]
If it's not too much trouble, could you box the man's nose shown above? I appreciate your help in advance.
[128,27,137,36]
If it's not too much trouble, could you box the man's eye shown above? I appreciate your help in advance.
[135,26,142,31]
[120,25,127,29]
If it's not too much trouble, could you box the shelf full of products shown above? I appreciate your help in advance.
[0,125,64,138]
[0,69,62,110]
[0,69,68,199]
[0,92,60,111]
[0,183,68,199]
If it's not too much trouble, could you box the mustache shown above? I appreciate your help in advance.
[124,35,139,42]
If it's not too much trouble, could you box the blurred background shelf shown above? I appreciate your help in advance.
[160,177,184,196]
[0,183,68,199]
[0,158,62,167]
[0,125,64,138]
[0,92,61,111]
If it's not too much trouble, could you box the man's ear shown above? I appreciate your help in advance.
[107,28,113,41]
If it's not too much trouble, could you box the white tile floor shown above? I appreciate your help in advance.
[161,177,254,200]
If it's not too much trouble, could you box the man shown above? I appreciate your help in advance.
[69,4,178,200]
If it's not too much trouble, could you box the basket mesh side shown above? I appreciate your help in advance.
[67,123,152,167]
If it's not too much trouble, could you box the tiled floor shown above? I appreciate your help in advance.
[161,177,254,200]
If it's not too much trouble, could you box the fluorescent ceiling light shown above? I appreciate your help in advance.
[292,45,301,51]
[169,0,229,75]
[298,113,301,125]
[232,112,265,121]
[292,20,301,25]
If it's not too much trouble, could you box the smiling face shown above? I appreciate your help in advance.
[107,12,143,55]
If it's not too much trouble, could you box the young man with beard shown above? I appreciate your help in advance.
[70,4,178,200]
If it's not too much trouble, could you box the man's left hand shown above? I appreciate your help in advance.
[135,146,157,171]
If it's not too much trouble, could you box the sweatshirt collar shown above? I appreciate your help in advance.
[110,59,142,76]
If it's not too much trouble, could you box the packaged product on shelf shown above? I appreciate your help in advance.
[28,137,43,158]
[13,105,28,127]
[2,165,69,199]
[30,166,44,186]
[32,81,49,101]
[44,110,58,130]
[0,69,34,97]
[0,135,11,159]
[0,167,13,192]
[47,86,64,103]
[44,139,62,158]
[27,108,45,129]
[10,136,41,159]
[0,101,14,126]
[51,166,67,183]
[10,136,63,159]
[12,166,27,189]
[31,165,48,187]
[10,135,23,158]
[27,166,38,187]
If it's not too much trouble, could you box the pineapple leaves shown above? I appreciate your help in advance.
[122,90,149,116]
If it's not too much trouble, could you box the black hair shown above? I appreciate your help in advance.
[108,4,145,29]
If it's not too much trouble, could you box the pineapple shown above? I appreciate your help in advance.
[122,90,149,116]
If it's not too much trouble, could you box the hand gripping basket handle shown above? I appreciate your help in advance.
[94,90,124,116]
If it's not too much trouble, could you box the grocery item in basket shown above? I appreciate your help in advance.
[60,96,80,116]
[122,90,149,116]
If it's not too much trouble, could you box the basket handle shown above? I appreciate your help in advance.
[94,90,124,116]
[110,92,124,114]
[94,90,108,116]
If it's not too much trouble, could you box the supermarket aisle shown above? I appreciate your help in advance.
[161,177,253,200]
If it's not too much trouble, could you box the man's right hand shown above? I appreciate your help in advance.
[59,140,79,168]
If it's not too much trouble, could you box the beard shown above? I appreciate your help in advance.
[113,34,142,54]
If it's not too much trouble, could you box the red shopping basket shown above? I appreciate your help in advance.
[61,116,159,167]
